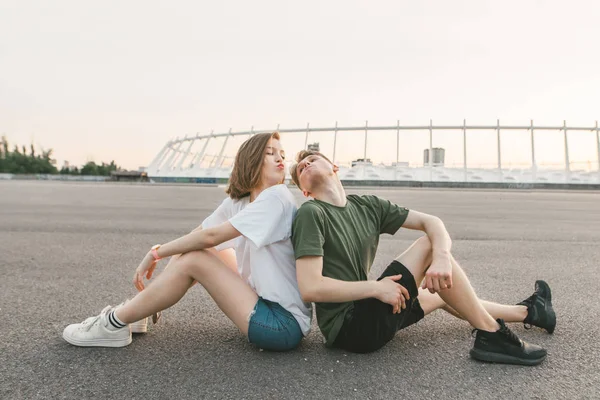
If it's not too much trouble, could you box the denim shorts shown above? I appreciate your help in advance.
[247,297,303,352]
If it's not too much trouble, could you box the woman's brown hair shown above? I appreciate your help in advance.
[226,131,281,199]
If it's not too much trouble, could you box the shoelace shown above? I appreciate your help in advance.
[81,315,101,332]
[471,322,522,345]
[79,306,112,332]
[498,324,522,345]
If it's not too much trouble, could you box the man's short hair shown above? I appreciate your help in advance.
[289,150,334,190]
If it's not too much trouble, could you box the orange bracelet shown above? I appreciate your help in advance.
[151,244,162,261]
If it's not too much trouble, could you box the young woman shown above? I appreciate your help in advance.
[63,132,311,351]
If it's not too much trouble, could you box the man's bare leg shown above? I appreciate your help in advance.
[388,235,547,365]
[396,236,499,332]
[418,288,528,322]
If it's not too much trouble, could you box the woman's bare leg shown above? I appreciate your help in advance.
[115,249,257,335]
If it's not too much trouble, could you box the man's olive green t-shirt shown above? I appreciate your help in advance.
[292,194,409,346]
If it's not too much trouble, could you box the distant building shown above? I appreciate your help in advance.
[307,142,320,151]
[351,158,373,167]
[110,170,149,182]
[423,148,445,166]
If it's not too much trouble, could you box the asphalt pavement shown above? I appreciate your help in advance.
[1,180,599,399]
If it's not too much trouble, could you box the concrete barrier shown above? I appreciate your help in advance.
[2,174,108,182]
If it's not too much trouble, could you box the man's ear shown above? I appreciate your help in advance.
[333,164,340,173]
[302,189,310,197]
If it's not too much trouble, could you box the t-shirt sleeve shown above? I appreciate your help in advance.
[201,197,236,251]
[228,187,291,248]
[292,203,325,259]
[373,196,410,235]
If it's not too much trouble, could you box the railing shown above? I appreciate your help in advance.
[146,121,600,183]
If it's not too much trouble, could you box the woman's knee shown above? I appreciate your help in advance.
[174,250,216,277]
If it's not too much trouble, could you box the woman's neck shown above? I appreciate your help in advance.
[250,182,274,202]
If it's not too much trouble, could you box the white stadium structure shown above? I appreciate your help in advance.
[146,121,600,187]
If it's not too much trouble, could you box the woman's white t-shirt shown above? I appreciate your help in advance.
[201,184,312,336]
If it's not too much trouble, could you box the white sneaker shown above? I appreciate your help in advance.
[62,306,132,347]
[129,317,148,333]
[115,299,160,333]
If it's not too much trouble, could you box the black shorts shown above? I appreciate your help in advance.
[332,260,425,354]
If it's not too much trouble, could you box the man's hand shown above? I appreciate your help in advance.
[422,254,453,293]
[375,275,410,314]
[133,251,158,292]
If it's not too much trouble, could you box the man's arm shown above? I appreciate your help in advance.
[402,210,452,256]
[401,210,453,292]
[296,256,409,314]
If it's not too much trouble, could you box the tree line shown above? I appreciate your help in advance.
[0,136,120,176]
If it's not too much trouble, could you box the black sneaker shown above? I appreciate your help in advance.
[517,280,556,334]
[470,319,547,366]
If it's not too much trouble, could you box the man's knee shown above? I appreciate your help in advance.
[394,235,433,275]
[415,235,432,252]
[396,235,433,260]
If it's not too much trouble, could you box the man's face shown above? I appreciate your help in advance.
[295,154,337,195]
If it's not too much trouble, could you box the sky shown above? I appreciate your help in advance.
[1,0,600,171]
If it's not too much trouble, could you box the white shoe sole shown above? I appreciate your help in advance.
[130,319,148,333]
[62,331,132,347]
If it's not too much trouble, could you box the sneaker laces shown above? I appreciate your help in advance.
[471,320,521,346]
[498,322,522,345]
[79,306,112,332]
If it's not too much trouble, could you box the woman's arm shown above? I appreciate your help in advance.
[164,223,204,268]
[133,222,241,291]
[155,221,241,258]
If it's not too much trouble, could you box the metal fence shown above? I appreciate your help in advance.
[146,121,600,184]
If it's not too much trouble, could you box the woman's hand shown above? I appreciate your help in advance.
[133,251,158,292]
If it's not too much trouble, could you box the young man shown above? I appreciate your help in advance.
[290,150,555,365]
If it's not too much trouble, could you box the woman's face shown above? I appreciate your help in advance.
[260,138,286,187]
